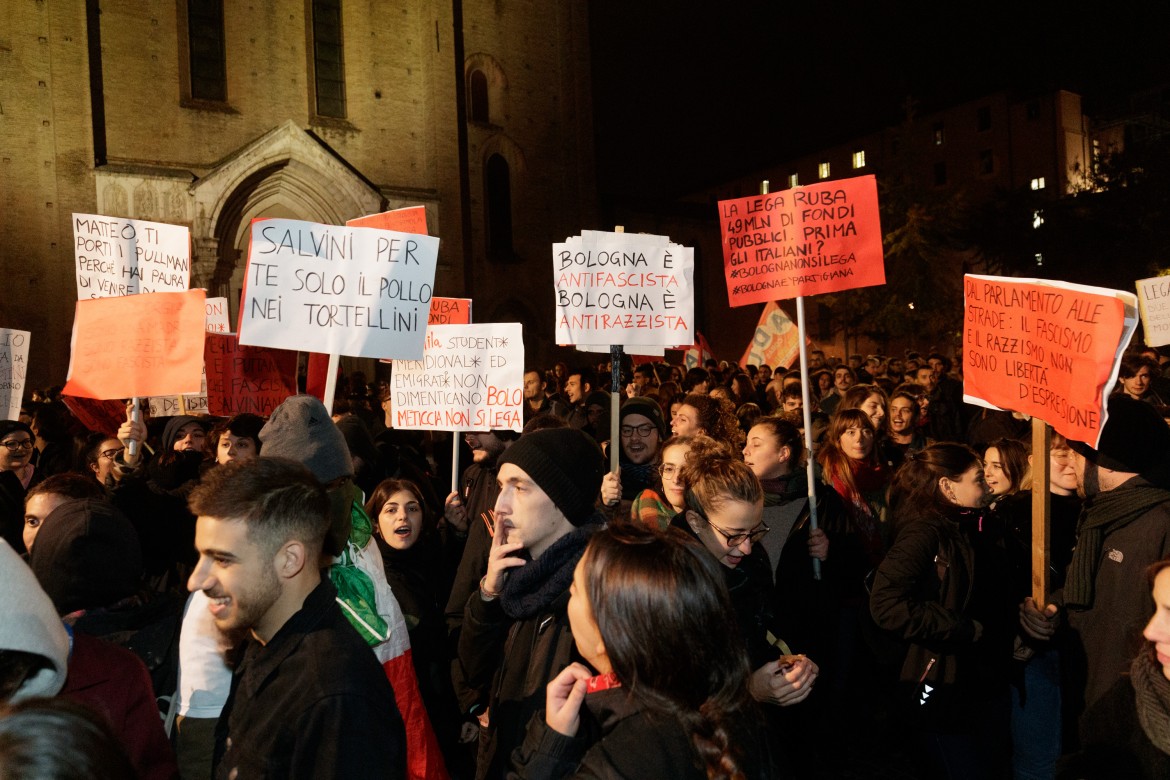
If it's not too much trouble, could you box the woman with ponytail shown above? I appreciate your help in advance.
[510,525,773,779]
[869,443,1016,778]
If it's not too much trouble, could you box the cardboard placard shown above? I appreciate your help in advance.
[1136,276,1170,348]
[238,218,439,360]
[428,297,472,325]
[391,323,523,433]
[553,230,694,347]
[0,329,30,421]
[148,296,231,416]
[73,213,190,299]
[204,334,298,417]
[719,175,884,305]
[63,290,207,400]
[963,275,1138,447]
[347,205,429,236]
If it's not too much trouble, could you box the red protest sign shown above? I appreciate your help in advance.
[347,206,429,235]
[963,275,1138,447]
[428,297,471,325]
[61,395,127,436]
[720,175,884,306]
[205,334,298,417]
[63,290,206,400]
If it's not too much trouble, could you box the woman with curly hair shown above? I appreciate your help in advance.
[511,525,775,779]
[671,393,743,448]
[629,433,729,531]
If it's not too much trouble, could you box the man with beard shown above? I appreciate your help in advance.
[1020,395,1170,750]
[522,369,567,423]
[188,458,405,779]
[599,397,667,517]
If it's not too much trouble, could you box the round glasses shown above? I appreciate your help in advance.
[1,439,34,452]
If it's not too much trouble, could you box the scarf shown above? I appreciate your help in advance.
[501,522,600,620]
[1132,648,1170,755]
[1064,479,1170,610]
[760,471,806,507]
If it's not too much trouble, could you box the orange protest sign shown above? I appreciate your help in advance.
[963,275,1138,447]
[347,205,429,235]
[428,297,471,325]
[63,290,207,400]
[720,175,884,306]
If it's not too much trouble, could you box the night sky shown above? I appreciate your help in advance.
[589,1,1170,208]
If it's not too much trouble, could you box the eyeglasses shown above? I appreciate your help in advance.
[658,463,682,478]
[707,519,770,547]
[1,439,34,452]
[621,423,656,438]
[100,447,125,460]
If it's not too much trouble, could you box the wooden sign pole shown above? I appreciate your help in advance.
[1031,418,1051,604]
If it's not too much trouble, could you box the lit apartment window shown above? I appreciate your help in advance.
[852,150,866,169]
[818,162,830,179]
[787,173,799,188]
[1031,177,1046,190]
[1032,210,1044,229]
[311,0,346,119]
[933,122,945,145]
[1035,253,1044,267]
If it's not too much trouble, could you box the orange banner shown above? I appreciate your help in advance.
[720,175,884,305]
[963,275,1137,447]
[63,290,207,400]
[347,205,429,235]
[739,301,803,371]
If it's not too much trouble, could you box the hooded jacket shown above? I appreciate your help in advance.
[0,539,69,700]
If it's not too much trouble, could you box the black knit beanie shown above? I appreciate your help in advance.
[498,428,605,525]
[1069,394,1170,475]
[620,396,667,438]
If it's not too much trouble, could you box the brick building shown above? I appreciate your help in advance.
[0,0,596,390]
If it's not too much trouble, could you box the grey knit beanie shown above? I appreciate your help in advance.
[259,395,353,483]
[498,427,604,525]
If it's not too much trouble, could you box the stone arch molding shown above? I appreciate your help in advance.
[480,132,527,177]
[188,120,383,290]
[464,52,508,125]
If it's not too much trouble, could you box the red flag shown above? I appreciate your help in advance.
[683,332,715,369]
[739,301,803,371]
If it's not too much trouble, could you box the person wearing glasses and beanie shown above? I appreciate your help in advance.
[599,396,668,517]
[0,421,40,555]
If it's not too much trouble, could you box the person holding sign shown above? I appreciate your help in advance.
[599,397,668,516]
[1022,395,1170,753]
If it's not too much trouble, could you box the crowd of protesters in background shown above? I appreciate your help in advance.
[3,344,1170,779]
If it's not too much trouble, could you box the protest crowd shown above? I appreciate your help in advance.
[5,343,1170,780]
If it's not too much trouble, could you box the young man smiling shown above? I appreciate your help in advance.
[188,458,405,779]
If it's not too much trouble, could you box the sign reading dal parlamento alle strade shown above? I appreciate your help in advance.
[962,274,1138,448]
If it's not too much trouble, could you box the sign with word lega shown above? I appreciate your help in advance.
[391,323,523,433]
[1136,276,1170,348]
[238,218,440,360]
[554,230,694,347]
[963,275,1138,448]
[719,175,884,305]
[0,329,30,421]
[73,214,190,299]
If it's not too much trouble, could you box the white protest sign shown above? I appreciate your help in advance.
[0,329,30,421]
[73,214,190,299]
[554,230,694,347]
[1137,277,1170,348]
[239,218,439,360]
[391,323,523,433]
[147,296,229,416]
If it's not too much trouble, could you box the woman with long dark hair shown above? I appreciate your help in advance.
[869,443,1015,778]
[511,525,773,779]
[817,409,890,576]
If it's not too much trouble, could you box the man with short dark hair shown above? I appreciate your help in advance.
[682,367,710,394]
[189,458,405,779]
[564,367,596,431]
[631,363,658,397]
[459,428,605,779]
